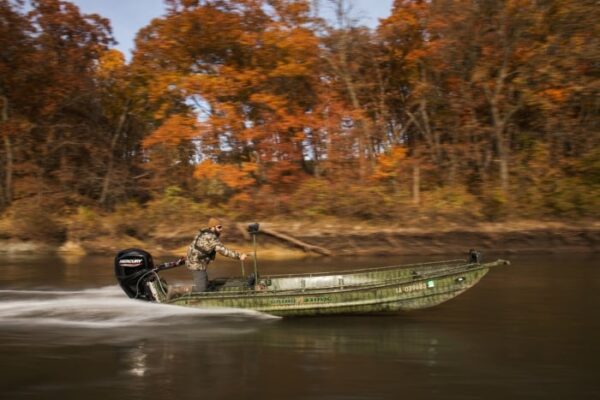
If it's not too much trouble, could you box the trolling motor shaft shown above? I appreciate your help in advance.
[247,223,260,287]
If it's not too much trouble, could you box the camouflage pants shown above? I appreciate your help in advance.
[191,270,208,292]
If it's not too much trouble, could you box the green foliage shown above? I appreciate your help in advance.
[288,179,335,218]
[507,142,600,218]
[481,188,509,222]
[286,179,399,220]
[144,186,214,227]
[3,201,66,242]
[578,149,600,186]
[106,202,145,238]
[67,207,108,241]
[421,187,483,221]
[545,177,599,217]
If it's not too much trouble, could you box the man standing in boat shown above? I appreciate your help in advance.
[186,217,247,292]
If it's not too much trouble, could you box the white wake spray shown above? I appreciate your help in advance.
[0,286,276,329]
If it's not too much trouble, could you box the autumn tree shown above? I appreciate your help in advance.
[0,0,150,211]
[134,0,329,210]
[0,0,33,207]
[2,0,597,227]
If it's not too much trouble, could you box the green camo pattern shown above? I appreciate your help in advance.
[154,259,509,317]
[186,229,241,271]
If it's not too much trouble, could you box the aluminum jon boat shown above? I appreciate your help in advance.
[115,245,510,317]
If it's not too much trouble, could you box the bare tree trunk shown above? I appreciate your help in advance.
[324,0,371,181]
[0,96,12,206]
[447,150,457,186]
[312,131,322,178]
[412,164,421,206]
[339,50,368,180]
[482,13,524,198]
[484,56,519,197]
[496,134,509,195]
[488,95,515,196]
[99,107,128,206]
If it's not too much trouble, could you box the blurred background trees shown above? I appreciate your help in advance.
[0,0,598,238]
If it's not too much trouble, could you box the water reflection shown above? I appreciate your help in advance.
[126,344,149,377]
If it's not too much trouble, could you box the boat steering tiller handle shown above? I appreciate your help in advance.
[155,257,186,272]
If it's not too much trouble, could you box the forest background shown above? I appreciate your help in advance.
[0,0,598,253]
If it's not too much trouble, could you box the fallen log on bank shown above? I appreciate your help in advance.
[258,227,332,256]
[236,223,251,241]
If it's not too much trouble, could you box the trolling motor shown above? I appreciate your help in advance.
[468,249,482,264]
[246,222,260,287]
[114,248,185,301]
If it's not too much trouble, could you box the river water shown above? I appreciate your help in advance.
[0,252,598,400]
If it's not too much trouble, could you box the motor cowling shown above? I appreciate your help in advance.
[115,248,156,300]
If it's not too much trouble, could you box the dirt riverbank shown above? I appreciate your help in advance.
[251,220,599,257]
[1,220,598,258]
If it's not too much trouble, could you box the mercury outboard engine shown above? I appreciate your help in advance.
[115,249,186,301]
[115,248,158,300]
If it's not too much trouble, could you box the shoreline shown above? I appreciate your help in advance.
[1,221,598,258]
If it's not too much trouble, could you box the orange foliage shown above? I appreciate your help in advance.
[541,88,567,103]
[1,0,597,222]
[97,49,125,76]
[373,147,408,180]
[143,115,200,147]
[194,160,257,190]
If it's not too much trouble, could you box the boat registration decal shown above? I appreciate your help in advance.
[397,282,427,294]
[298,296,332,304]
[270,296,332,306]
[270,298,296,305]
[427,280,435,288]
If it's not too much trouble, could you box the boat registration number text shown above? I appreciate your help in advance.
[396,282,428,294]
[270,296,332,306]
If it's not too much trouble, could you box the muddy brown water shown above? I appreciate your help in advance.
[0,252,598,400]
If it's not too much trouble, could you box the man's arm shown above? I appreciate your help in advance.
[199,231,245,260]
[214,243,241,260]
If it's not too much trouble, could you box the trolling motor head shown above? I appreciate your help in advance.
[114,248,157,300]
[247,222,260,234]
[468,249,482,264]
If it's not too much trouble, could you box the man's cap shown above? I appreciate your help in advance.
[207,217,222,227]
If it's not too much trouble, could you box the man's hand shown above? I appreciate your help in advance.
[240,253,248,261]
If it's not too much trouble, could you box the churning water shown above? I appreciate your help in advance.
[0,286,275,329]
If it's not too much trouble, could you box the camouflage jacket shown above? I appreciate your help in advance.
[186,229,241,271]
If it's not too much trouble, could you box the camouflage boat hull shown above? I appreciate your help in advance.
[150,259,509,317]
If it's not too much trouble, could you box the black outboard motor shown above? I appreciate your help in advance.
[115,248,157,300]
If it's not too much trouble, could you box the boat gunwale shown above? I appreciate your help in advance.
[166,260,500,304]
[262,258,467,280]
